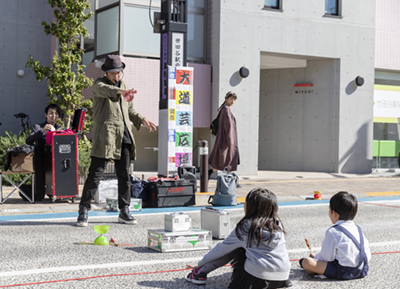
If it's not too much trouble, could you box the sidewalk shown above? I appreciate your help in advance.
[1,169,399,216]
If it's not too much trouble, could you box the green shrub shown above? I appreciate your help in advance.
[0,131,32,185]
[78,136,92,176]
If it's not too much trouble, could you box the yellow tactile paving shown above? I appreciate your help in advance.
[365,192,400,196]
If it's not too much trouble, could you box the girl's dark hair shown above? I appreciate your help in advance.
[45,103,63,119]
[330,191,358,221]
[218,91,237,111]
[235,188,285,247]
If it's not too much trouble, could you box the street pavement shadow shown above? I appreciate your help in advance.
[124,246,161,254]
[291,268,362,284]
[137,271,231,288]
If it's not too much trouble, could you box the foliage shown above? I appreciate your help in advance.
[26,0,94,133]
[0,131,32,185]
[78,136,92,176]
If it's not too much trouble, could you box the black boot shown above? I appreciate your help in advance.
[77,206,88,227]
[208,169,212,178]
[118,206,137,225]
[208,169,214,179]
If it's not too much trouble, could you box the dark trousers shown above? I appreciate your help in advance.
[33,151,46,201]
[79,144,131,210]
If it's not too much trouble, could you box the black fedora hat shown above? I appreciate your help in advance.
[101,55,126,72]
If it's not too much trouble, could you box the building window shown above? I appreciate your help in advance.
[95,4,120,58]
[264,0,280,9]
[93,0,205,61]
[325,0,340,16]
[187,6,205,61]
[123,5,161,57]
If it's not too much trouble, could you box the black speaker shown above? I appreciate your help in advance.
[45,133,78,202]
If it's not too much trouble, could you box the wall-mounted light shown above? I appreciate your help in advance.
[17,69,25,77]
[95,60,103,69]
[294,83,313,87]
[239,66,249,78]
[355,76,364,87]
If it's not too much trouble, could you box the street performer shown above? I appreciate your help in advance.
[77,55,157,227]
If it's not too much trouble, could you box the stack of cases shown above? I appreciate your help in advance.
[147,212,212,253]
[201,207,231,239]
[106,197,142,212]
[95,179,118,203]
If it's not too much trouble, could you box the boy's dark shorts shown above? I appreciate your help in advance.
[324,259,368,280]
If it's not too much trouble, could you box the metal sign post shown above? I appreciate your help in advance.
[157,0,190,177]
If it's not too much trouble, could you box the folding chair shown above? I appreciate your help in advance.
[0,171,35,204]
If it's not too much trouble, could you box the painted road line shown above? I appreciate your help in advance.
[238,177,399,185]
[0,205,244,222]
[0,257,203,277]
[366,192,400,196]
[1,196,399,222]
[1,240,400,277]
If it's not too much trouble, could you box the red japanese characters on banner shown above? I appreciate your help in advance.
[168,87,176,100]
[176,69,193,85]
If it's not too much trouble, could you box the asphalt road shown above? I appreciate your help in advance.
[0,197,400,288]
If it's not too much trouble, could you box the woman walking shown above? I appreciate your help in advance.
[209,91,240,179]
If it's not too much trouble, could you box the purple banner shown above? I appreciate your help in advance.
[161,33,168,100]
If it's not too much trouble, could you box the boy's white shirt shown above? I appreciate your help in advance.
[314,220,371,267]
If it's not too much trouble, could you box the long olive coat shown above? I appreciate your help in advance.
[209,105,239,171]
[91,77,144,160]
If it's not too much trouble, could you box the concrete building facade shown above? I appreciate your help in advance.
[0,0,52,134]
[210,0,376,174]
[4,0,400,175]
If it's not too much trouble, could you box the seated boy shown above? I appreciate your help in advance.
[300,191,371,280]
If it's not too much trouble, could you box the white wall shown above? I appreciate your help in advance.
[212,0,376,174]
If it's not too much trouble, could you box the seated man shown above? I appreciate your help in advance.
[26,104,62,201]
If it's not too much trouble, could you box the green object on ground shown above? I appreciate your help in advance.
[94,236,110,245]
[93,225,110,245]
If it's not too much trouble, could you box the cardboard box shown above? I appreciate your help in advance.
[11,153,33,172]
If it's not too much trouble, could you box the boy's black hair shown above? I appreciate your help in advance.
[330,191,358,221]
[45,103,63,119]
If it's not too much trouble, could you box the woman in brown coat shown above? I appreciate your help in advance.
[209,92,239,176]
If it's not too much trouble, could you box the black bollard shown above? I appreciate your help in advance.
[198,140,209,192]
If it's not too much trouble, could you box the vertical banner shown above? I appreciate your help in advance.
[166,65,194,172]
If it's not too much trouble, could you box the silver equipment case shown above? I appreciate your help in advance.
[201,207,231,239]
[95,179,117,203]
[164,212,192,232]
[147,228,212,253]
